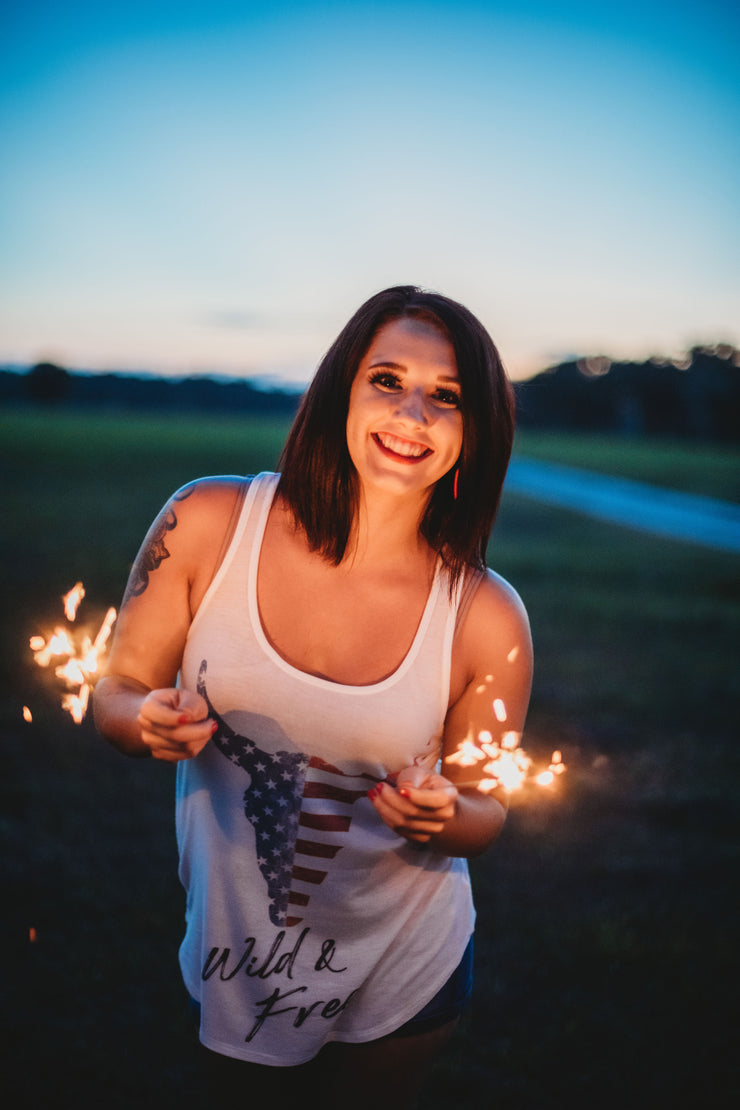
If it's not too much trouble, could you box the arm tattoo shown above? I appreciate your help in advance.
[124,487,195,602]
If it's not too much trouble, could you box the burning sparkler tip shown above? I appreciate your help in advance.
[29,582,116,724]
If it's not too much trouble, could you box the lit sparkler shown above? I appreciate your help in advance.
[28,583,116,723]
[446,698,566,793]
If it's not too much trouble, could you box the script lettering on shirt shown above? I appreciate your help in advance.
[244,984,360,1042]
[202,927,309,981]
[201,928,358,1043]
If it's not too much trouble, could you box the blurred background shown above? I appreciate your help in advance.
[1,3,738,1108]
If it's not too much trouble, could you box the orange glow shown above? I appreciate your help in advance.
[22,706,33,723]
[62,581,85,621]
[29,584,116,724]
[446,724,566,795]
[446,738,486,768]
[31,627,75,668]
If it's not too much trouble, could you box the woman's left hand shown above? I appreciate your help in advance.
[368,765,458,843]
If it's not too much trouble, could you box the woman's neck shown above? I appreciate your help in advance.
[344,487,434,574]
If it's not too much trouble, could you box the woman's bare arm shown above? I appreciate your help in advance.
[93,477,246,759]
[369,570,533,855]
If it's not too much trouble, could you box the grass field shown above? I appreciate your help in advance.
[1,407,738,1109]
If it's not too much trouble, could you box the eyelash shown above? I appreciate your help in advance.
[368,370,461,408]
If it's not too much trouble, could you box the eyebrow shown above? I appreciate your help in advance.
[368,359,460,383]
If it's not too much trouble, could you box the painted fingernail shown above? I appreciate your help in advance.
[399,788,410,798]
[177,714,190,725]
[376,781,384,793]
[367,788,377,801]
[210,720,218,733]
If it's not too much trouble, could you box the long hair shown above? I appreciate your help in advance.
[277,286,515,587]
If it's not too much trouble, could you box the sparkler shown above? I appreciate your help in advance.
[446,704,566,793]
[28,582,116,724]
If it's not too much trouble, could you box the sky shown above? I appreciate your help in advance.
[1,0,738,385]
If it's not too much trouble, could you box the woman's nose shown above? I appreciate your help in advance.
[394,388,427,424]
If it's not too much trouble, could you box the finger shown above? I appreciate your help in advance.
[371,787,453,833]
[138,706,214,735]
[395,765,432,791]
[398,784,457,811]
[174,689,210,722]
[141,730,211,762]
[398,818,447,836]
[139,700,189,729]
[140,718,216,757]
[140,689,209,728]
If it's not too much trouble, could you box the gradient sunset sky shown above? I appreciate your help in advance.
[1,0,738,384]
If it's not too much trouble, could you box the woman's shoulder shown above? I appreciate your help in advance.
[144,475,254,565]
[170,473,255,506]
[448,566,532,708]
[150,476,262,612]
[476,567,528,620]
[455,566,532,674]
[160,474,258,531]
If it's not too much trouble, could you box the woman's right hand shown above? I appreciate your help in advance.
[137,688,216,762]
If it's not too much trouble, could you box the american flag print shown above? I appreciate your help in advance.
[197,661,375,927]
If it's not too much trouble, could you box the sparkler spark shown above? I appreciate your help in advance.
[62,581,85,621]
[445,697,566,794]
[28,584,116,724]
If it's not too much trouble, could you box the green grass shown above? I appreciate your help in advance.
[1,407,739,1109]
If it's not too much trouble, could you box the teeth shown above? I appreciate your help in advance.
[377,433,429,458]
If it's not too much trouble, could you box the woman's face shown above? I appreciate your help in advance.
[346,316,463,499]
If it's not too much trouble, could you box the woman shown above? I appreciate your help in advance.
[93,285,532,1106]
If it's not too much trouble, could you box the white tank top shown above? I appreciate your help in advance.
[176,472,475,1064]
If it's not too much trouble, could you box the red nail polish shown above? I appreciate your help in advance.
[376,781,384,793]
[177,714,190,725]
[210,720,218,732]
[399,788,410,798]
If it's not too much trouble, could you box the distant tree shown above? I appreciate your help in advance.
[26,362,70,404]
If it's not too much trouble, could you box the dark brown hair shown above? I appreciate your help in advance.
[277,285,515,586]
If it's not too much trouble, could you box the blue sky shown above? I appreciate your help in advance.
[1,0,738,383]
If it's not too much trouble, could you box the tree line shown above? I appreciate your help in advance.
[513,344,739,442]
[1,343,738,441]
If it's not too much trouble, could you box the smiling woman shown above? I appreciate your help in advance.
[93,285,531,1108]
[278,286,516,588]
[346,317,463,500]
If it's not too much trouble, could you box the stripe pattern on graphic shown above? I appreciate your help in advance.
[197,660,374,926]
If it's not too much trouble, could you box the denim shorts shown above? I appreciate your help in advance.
[388,934,474,1037]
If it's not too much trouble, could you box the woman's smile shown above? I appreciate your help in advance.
[372,431,433,461]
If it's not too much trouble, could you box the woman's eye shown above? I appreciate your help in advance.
[369,371,401,390]
[433,388,461,408]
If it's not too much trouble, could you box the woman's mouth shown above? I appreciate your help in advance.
[373,432,433,461]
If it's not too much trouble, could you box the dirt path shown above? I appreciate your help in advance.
[505,458,740,553]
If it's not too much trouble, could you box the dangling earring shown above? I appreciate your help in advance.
[453,468,460,501]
